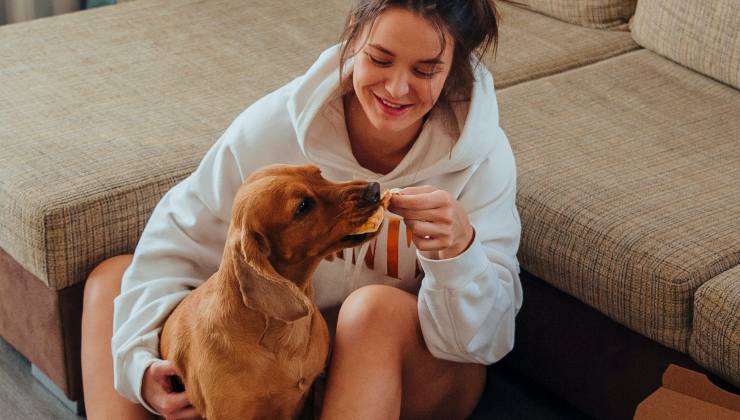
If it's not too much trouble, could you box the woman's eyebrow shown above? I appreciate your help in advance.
[367,43,445,65]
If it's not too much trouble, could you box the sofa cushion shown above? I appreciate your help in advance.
[502,0,637,29]
[0,0,638,290]
[630,0,740,89]
[0,0,349,289]
[497,49,740,355]
[689,267,740,387]
[487,2,638,89]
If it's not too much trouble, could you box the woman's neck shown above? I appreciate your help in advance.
[343,92,423,175]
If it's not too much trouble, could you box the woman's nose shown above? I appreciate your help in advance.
[385,70,409,99]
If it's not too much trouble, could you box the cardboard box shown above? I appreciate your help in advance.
[635,364,740,419]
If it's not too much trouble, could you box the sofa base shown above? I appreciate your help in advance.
[3,245,737,419]
[0,247,84,402]
[502,270,738,420]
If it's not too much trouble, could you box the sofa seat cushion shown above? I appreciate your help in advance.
[487,2,638,89]
[0,0,349,290]
[689,267,740,387]
[630,0,740,89]
[501,0,637,29]
[497,49,740,355]
[0,0,639,290]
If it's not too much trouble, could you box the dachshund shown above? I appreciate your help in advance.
[159,164,388,420]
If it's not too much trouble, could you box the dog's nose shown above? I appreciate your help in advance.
[363,182,381,204]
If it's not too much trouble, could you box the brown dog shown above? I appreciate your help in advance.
[159,164,384,420]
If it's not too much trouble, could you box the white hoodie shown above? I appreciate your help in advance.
[112,44,522,411]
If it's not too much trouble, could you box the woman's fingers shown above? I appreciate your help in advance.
[390,185,473,258]
[405,220,455,251]
[412,234,453,252]
[391,187,450,211]
[170,406,202,420]
[159,392,196,418]
[151,360,181,392]
[145,360,199,419]
[156,359,180,376]
[404,220,444,237]
[392,207,454,224]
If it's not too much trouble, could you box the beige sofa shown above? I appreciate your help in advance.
[0,0,737,418]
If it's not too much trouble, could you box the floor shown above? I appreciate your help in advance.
[0,338,83,420]
[0,336,591,419]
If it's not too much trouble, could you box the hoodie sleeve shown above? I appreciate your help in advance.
[417,127,522,365]
[109,71,308,408]
[110,110,249,410]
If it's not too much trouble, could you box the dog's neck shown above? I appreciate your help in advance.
[271,257,322,295]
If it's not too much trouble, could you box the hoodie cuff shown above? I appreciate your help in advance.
[129,349,160,415]
[417,231,488,290]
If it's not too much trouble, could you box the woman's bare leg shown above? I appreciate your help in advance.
[81,255,154,420]
[320,285,486,420]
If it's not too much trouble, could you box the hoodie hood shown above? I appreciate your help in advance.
[286,43,503,185]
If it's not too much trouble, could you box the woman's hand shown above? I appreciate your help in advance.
[389,186,474,260]
[142,359,202,420]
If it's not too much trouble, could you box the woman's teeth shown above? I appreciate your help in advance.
[381,98,405,108]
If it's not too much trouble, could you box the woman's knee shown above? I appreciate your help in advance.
[83,254,133,309]
[337,285,418,341]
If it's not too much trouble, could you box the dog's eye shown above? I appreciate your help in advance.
[294,198,314,219]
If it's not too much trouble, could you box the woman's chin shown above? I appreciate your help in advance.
[368,115,417,136]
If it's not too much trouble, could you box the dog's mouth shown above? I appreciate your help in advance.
[341,206,384,243]
[341,190,396,243]
[341,232,373,243]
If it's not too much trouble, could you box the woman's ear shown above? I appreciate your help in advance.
[229,228,311,323]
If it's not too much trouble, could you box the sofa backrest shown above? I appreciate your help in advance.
[504,0,637,29]
[630,0,740,89]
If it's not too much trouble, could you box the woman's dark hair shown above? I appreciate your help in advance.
[339,0,500,103]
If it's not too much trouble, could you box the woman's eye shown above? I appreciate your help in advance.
[294,198,314,219]
[414,69,437,78]
[414,65,440,78]
[366,53,391,66]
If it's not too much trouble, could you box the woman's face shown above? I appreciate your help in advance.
[351,7,454,136]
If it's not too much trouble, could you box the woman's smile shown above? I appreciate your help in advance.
[373,92,413,117]
[348,6,454,139]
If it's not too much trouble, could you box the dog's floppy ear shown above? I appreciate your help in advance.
[228,227,312,323]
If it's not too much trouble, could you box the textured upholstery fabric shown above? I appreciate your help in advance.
[0,0,638,290]
[690,268,740,387]
[498,50,740,355]
[630,0,740,89]
[502,0,637,29]
[0,0,350,289]
[486,2,638,89]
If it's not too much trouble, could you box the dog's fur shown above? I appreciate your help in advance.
[160,164,382,420]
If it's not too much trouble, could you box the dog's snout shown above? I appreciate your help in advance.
[363,182,381,204]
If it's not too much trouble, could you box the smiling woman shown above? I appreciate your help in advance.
[339,1,499,175]
[84,0,522,419]
[342,9,454,173]
[339,1,499,106]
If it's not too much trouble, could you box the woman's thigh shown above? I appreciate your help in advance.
[82,254,153,420]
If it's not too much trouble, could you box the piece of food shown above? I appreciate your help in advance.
[351,189,397,234]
